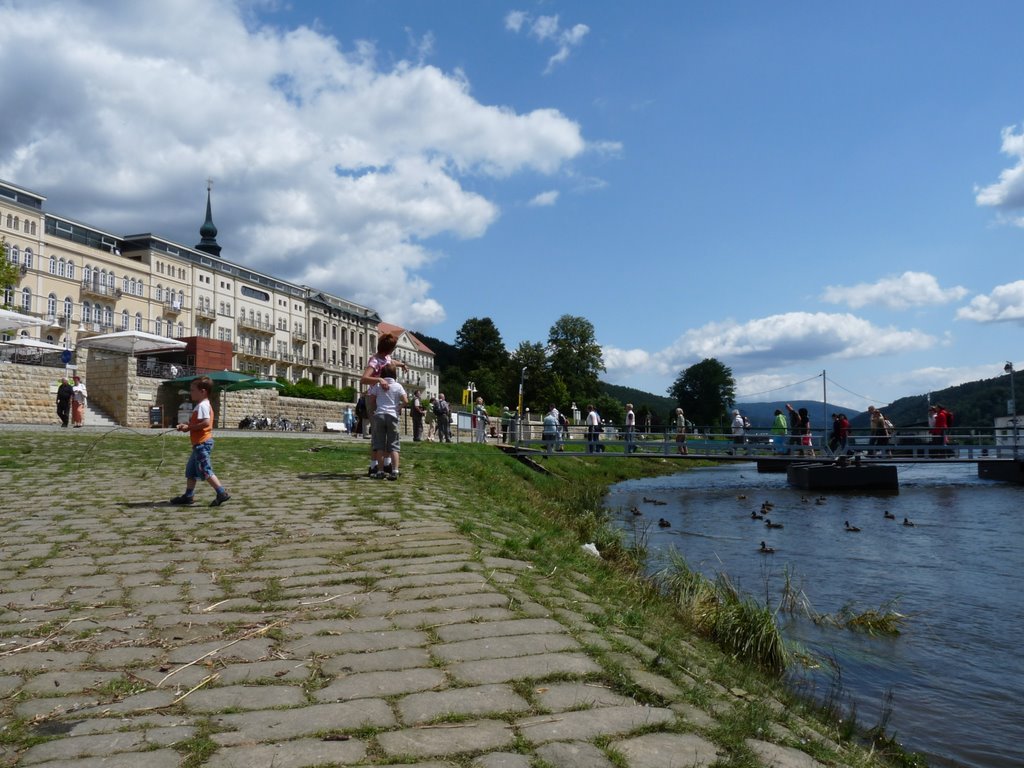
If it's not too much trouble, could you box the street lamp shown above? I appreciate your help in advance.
[518,366,527,419]
[1005,362,1018,458]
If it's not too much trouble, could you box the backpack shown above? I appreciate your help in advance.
[944,410,953,428]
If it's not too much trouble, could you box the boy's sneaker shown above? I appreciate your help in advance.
[367,466,377,477]
[387,471,399,481]
[374,471,386,480]
[170,494,194,505]
[210,491,231,507]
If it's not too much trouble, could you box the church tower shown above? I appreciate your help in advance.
[195,179,222,257]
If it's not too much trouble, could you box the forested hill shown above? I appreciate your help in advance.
[735,401,862,429]
[601,382,676,424]
[849,372,1014,429]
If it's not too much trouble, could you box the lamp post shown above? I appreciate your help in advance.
[518,367,526,419]
[1006,362,1018,458]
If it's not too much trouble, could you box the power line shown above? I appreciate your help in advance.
[736,373,822,400]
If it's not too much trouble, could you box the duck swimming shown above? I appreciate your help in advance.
[643,496,667,506]
[765,519,784,529]
[657,518,671,528]
[759,541,775,554]
[884,511,896,520]
[630,506,642,516]
[751,511,764,520]
[903,517,915,527]
[845,521,861,532]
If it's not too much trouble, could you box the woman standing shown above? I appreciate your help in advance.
[71,374,88,428]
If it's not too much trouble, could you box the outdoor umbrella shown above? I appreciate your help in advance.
[0,308,47,332]
[0,337,64,350]
[76,330,186,355]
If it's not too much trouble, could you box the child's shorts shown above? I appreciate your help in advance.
[186,439,215,481]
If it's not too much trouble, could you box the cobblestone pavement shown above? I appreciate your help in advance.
[0,434,835,768]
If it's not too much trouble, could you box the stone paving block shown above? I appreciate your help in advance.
[127,584,183,603]
[19,726,194,766]
[321,647,431,675]
[183,683,307,712]
[434,618,567,643]
[517,704,675,745]
[745,738,826,768]
[626,669,687,701]
[213,659,312,684]
[614,732,722,767]
[20,747,183,768]
[535,740,615,768]
[21,670,123,696]
[0,651,89,674]
[212,699,396,746]
[451,652,601,686]
[1,588,66,607]
[88,646,164,669]
[393,581,497,601]
[165,637,274,664]
[67,689,179,718]
[433,633,581,663]
[59,713,192,738]
[473,753,532,768]
[388,606,515,630]
[282,629,428,657]
[285,617,392,636]
[377,717,514,759]
[360,592,511,618]
[0,674,23,697]
[204,736,368,767]
[376,570,487,591]
[534,682,636,712]
[398,683,531,725]
[313,667,446,702]
[670,702,718,730]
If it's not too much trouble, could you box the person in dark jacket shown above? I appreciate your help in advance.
[56,376,73,427]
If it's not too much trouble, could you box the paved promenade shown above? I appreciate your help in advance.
[0,430,841,767]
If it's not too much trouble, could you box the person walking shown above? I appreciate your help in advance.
[585,404,602,453]
[542,404,560,453]
[624,403,637,454]
[56,376,73,428]
[170,375,231,507]
[730,409,746,454]
[71,375,88,427]
[425,397,437,441]
[770,409,788,454]
[674,407,688,455]
[361,333,407,475]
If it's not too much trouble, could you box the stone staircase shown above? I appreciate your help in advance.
[83,400,118,428]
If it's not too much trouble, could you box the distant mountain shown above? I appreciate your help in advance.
[850,373,1013,429]
[602,382,677,425]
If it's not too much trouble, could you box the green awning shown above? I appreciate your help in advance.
[163,371,258,387]
[224,379,285,392]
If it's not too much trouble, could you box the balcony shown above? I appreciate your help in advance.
[162,299,185,316]
[195,306,215,321]
[76,321,113,337]
[291,328,307,342]
[236,345,275,361]
[237,316,275,334]
[80,280,120,299]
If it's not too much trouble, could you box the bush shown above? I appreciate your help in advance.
[277,378,355,403]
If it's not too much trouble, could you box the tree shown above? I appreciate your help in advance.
[509,341,567,414]
[547,314,605,403]
[668,358,736,430]
[454,317,510,405]
[0,238,18,308]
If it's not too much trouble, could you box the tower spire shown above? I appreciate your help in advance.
[196,178,221,257]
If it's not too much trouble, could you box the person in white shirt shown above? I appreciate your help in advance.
[586,404,602,453]
[367,363,407,480]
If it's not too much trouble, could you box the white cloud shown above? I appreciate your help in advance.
[528,190,559,207]
[884,364,1007,395]
[0,0,588,329]
[821,271,968,310]
[976,124,1024,212]
[956,280,1024,323]
[505,10,589,73]
[602,312,935,383]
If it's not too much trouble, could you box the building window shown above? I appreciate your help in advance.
[9,246,18,264]
[121,310,129,330]
[46,293,56,316]
[67,261,75,280]
[64,297,73,319]
[135,313,142,331]
[82,302,92,323]
[20,287,31,312]
[156,285,163,302]
[155,318,162,336]
[123,276,129,293]
[58,258,67,278]
[104,306,113,327]
[49,256,57,275]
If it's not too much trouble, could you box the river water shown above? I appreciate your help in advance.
[605,462,1023,768]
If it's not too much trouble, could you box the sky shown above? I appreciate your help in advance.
[2,0,1024,412]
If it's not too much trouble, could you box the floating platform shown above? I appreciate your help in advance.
[787,462,899,491]
[977,459,1024,484]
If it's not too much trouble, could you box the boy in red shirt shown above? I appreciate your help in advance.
[170,376,231,506]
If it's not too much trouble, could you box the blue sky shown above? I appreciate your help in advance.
[3,0,1024,411]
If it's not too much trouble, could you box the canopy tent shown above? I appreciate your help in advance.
[0,308,47,332]
[0,337,64,351]
[163,370,259,387]
[224,378,285,392]
[76,330,186,355]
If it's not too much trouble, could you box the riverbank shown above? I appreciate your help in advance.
[0,431,910,767]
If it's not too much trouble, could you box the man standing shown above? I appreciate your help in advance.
[411,389,425,441]
[56,377,73,427]
[435,393,452,443]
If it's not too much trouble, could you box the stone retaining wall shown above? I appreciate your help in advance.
[0,362,70,425]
